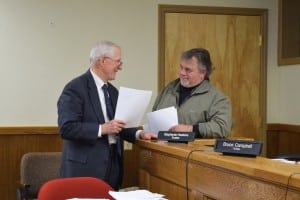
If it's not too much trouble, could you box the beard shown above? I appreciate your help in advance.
[180,78,191,88]
[180,76,203,88]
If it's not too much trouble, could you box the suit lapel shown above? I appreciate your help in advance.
[85,71,105,123]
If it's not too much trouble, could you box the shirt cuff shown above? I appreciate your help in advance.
[136,130,143,139]
[98,125,102,138]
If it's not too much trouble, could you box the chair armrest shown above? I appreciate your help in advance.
[16,182,31,200]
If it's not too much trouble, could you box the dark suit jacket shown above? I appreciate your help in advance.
[57,70,137,188]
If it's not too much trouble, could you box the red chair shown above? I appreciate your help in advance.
[37,177,114,200]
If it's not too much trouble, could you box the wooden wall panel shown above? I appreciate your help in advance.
[1,124,299,199]
[266,124,300,158]
[0,127,62,200]
[122,144,139,188]
[0,127,138,200]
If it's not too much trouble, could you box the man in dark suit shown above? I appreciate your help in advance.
[57,40,156,190]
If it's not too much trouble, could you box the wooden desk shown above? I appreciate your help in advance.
[137,139,300,200]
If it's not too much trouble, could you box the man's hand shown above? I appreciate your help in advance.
[139,131,157,140]
[101,119,125,135]
[169,124,193,132]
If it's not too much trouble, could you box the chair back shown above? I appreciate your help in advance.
[37,177,114,200]
[19,152,61,199]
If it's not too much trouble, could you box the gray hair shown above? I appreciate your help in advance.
[89,40,120,64]
[181,48,212,80]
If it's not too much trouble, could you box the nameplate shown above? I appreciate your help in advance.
[214,138,263,157]
[158,131,195,143]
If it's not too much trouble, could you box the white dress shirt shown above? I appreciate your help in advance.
[90,69,116,144]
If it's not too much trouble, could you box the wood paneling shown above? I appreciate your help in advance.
[0,127,62,200]
[1,125,300,199]
[267,123,300,158]
[278,0,300,65]
[122,144,139,188]
[0,127,138,200]
[137,139,300,200]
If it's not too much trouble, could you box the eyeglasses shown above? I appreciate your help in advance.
[104,57,123,67]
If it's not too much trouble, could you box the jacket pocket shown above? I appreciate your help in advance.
[67,151,87,164]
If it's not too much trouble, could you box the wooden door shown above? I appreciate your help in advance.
[158,5,267,143]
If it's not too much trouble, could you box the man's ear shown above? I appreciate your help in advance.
[96,57,105,67]
[200,69,207,79]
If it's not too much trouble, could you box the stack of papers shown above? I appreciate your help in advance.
[114,86,178,133]
[109,189,167,200]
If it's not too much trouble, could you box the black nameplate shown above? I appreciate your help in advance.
[214,138,263,157]
[158,131,195,143]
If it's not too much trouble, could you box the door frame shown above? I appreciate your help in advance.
[158,4,268,153]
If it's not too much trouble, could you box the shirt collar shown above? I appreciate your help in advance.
[90,68,106,89]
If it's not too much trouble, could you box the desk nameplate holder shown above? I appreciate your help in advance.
[214,138,263,157]
[158,131,195,143]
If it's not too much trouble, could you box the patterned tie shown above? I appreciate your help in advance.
[102,84,114,120]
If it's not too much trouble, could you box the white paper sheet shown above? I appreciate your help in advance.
[272,158,297,164]
[115,87,152,128]
[109,189,166,200]
[146,106,178,134]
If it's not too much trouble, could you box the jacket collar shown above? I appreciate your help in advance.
[174,78,210,95]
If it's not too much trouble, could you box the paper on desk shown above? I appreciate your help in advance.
[145,106,178,134]
[109,189,166,200]
[272,158,297,165]
[115,87,152,128]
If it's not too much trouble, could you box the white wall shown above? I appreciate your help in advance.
[0,0,299,126]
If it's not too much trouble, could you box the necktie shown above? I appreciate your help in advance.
[102,84,121,156]
[102,84,114,120]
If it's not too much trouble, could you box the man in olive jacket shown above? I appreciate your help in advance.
[153,48,232,138]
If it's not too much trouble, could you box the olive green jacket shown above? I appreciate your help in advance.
[153,79,232,138]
